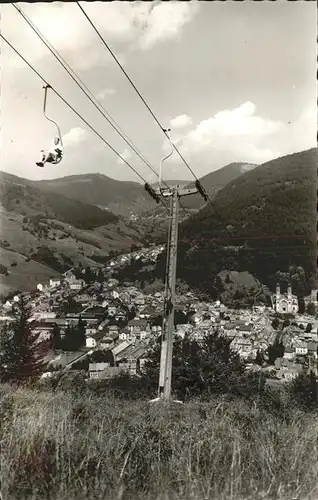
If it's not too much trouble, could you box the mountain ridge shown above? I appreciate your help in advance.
[0,159,255,217]
[176,148,317,295]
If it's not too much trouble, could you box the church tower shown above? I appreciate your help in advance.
[287,284,292,299]
[310,289,318,306]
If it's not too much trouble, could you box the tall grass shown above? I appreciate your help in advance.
[0,385,317,500]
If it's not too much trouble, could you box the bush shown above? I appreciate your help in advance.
[0,264,8,275]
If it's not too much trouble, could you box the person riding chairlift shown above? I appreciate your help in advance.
[36,136,63,168]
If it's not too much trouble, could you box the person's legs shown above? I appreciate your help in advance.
[46,153,55,163]
[36,151,48,167]
[36,152,56,167]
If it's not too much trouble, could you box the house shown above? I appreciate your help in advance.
[85,331,106,349]
[307,342,318,359]
[272,284,298,314]
[192,330,206,342]
[283,346,296,361]
[222,323,237,339]
[85,327,98,336]
[98,319,109,331]
[112,341,133,361]
[114,310,127,322]
[231,337,253,358]
[139,306,160,319]
[294,342,308,356]
[117,360,137,375]
[70,280,84,291]
[116,344,148,375]
[237,324,253,335]
[32,328,52,343]
[108,305,117,316]
[119,329,130,341]
[82,318,100,327]
[191,312,204,325]
[134,294,145,307]
[99,330,120,350]
[89,364,124,380]
[140,330,151,341]
[89,362,110,379]
[44,318,72,328]
[128,318,150,334]
[49,278,61,288]
[33,311,57,321]
[277,365,302,382]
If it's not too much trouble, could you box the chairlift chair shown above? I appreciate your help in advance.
[36,85,64,167]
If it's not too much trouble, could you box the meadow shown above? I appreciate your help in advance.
[0,385,317,500]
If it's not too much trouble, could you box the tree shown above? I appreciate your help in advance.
[174,310,188,326]
[307,302,316,316]
[266,342,284,365]
[61,325,74,351]
[143,331,259,401]
[83,267,95,284]
[60,296,81,314]
[305,323,312,333]
[288,371,318,410]
[298,296,305,314]
[90,349,114,365]
[255,350,265,366]
[61,317,86,351]
[271,318,280,330]
[0,299,49,385]
[52,324,61,350]
[76,317,86,349]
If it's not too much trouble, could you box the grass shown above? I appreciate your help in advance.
[0,385,317,500]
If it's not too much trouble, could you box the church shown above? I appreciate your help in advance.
[272,284,299,314]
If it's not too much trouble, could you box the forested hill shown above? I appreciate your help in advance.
[174,148,317,296]
[182,161,257,210]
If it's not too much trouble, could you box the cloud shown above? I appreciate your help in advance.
[3,1,199,71]
[170,114,193,128]
[162,102,316,169]
[62,127,88,147]
[96,88,116,100]
[137,1,199,50]
[116,148,132,165]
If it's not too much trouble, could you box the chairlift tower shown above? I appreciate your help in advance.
[156,183,198,400]
[145,129,207,402]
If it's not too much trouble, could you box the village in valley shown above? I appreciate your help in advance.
[1,245,317,387]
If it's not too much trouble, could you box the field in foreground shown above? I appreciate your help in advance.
[0,386,317,500]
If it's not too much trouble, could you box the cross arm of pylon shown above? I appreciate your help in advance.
[144,183,161,204]
[195,180,208,202]
[178,187,200,198]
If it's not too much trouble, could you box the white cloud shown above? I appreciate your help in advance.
[137,1,199,50]
[62,127,88,147]
[3,1,199,71]
[170,114,193,128]
[96,88,116,100]
[162,102,316,169]
[116,148,132,165]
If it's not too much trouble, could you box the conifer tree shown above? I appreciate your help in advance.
[0,298,49,384]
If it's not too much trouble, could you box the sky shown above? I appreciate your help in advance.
[1,1,317,184]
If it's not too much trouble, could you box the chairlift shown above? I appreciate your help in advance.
[158,128,173,193]
[36,85,64,168]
